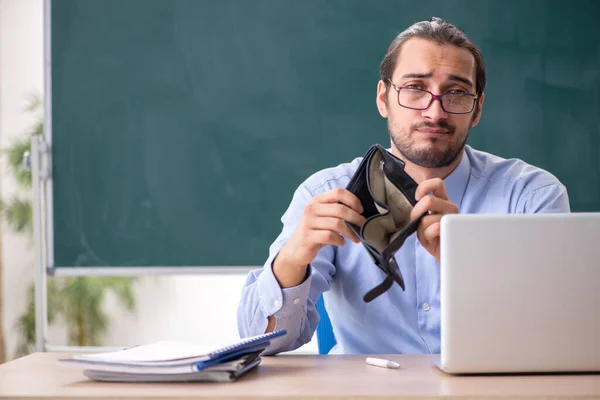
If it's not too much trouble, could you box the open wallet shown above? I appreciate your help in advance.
[345,144,426,302]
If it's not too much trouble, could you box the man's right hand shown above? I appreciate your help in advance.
[272,188,366,288]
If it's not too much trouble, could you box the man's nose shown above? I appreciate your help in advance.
[421,97,448,121]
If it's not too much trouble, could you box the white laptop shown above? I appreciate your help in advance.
[437,213,600,374]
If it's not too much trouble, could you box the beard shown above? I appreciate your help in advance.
[388,119,470,168]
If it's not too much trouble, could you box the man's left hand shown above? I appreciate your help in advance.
[410,178,459,263]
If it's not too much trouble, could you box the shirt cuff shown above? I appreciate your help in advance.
[257,259,312,318]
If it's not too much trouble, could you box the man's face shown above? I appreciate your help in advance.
[376,38,485,168]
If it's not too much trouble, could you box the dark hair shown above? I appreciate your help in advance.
[380,17,486,97]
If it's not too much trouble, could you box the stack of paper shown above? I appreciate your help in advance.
[59,329,286,382]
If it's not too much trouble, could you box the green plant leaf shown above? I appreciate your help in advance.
[12,280,60,358]
[3,137,33,189]
[2,198,32,234]
[57,277,136,346]
[23,94,41,113]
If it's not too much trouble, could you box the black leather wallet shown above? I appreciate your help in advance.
[346,144,425,302]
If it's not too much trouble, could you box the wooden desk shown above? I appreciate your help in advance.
[1,353,599,399]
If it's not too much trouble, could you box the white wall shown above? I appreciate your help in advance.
[0,0,317,359]
[0,0,43,360]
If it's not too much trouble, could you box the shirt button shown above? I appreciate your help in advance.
[274,299,282,308]
[422,302,431,311]
[293,298,300,305]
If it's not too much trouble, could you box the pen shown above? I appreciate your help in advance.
[366,357,400,369]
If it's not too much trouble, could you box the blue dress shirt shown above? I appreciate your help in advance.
[237,145,570,355]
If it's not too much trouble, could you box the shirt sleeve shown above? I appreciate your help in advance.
[519,183,571,213]
[236,182,336,355]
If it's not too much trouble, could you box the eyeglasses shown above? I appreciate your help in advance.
[388,79,478,114]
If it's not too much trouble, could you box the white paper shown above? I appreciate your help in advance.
[74,341,222,363]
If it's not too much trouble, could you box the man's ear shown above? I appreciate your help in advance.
[471,93,485,127]
[376,80,389,118]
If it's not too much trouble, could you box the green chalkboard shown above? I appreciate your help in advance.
[50,0,600,268]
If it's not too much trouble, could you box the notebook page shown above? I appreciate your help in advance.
[72,330,285,363]
[74,341,222,363]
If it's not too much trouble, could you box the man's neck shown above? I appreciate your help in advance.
[391,146,463,184]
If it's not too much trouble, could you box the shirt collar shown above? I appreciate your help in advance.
[443,146,471,208]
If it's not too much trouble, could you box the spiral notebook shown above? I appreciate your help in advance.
[62,329,286,369]
[82,356,263,383]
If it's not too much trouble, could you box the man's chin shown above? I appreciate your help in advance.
[413,139,451,153]
[391,127,468,168]
[400,142,463,169]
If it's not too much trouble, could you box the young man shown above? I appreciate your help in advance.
[237,17,570,355]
